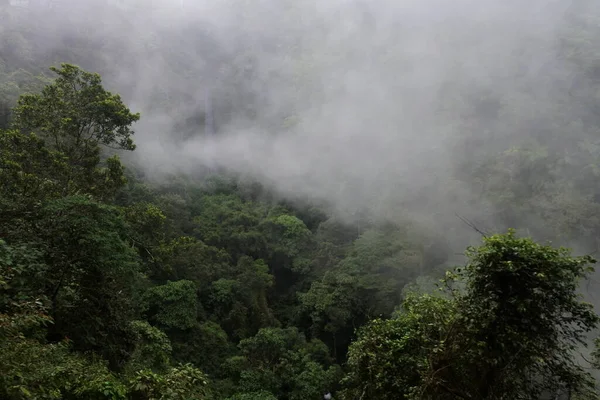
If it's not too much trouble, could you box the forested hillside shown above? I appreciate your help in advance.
[3,1,600,399]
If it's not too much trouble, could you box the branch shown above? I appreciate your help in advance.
[455,213,488,237]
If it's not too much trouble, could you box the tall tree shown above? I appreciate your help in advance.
[342,231,599,400]
[10,63,139,200]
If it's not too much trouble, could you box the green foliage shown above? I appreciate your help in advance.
[1,240,128,400]
[0,63,220,399]
[143,280,198,331]
[0,129,70,216]
[126,320,173,373]
[452,230,600,399]
[153,236,232,285]
[0,239,47,311]
[1,240,209,400]
[225,391,277,400]
[342,231,600,400]
[193,194,269,261]
[9,64,139,201]
[224,327,342,399]
[170,321,234,375]
[123,202,167,265]
[342,294,457,400]
[3,27,600,398]
[300,227,427,358]
[12,63,139,153]
[37,196,141,366]
[260,214,313,273]
[128,364,210,400]
[1,336,128,400]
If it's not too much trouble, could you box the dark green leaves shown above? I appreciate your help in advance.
[342,231,600,400]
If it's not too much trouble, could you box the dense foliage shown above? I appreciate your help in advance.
[343,232,599,399]
[3,1,600,399]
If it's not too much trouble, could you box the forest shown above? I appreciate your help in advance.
[3,0,600,399]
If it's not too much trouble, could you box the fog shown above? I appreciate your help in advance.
[5,0,600,374]
[130,0,585,245]
[4,0,600,251]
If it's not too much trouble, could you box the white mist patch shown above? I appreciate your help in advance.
[21,0,592,245]
[127,0,565,198]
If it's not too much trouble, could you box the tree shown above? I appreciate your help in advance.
[11,63,139,154]
[342,231,600,400]
[143,280,198,332]
[153,236,232,286]
[0,239,129,399]
[341,294,457,400]
[0,236,210,399]
[0,129,70,229]
[36,196,142,369]
[193,193,269,262]
[224,327,341,399]
[300,227,426,359]
[449,230,599,400]
[260,214,313,274]
[206,257,275,341]
[10,63,140,200]
[127,363,211,400]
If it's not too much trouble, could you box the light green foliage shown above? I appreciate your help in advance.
[12,63,139,153]
[9,64,139,201]
[450,230,600,399]
[0,66,49,108]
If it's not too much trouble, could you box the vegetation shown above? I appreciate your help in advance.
[2,1,600,399]
[342,232,599,399]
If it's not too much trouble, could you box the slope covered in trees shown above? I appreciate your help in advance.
[0,63,435,398]
[1,63,600,400]
[3,1,600,399]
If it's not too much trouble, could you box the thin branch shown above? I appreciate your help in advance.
[455,213,488,237]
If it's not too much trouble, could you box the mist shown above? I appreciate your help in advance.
[128,0,582,242]
[5,0,600,251]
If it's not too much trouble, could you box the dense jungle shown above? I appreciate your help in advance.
[3,0,600,399]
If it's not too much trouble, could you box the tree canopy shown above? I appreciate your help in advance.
[3,2,600,398]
